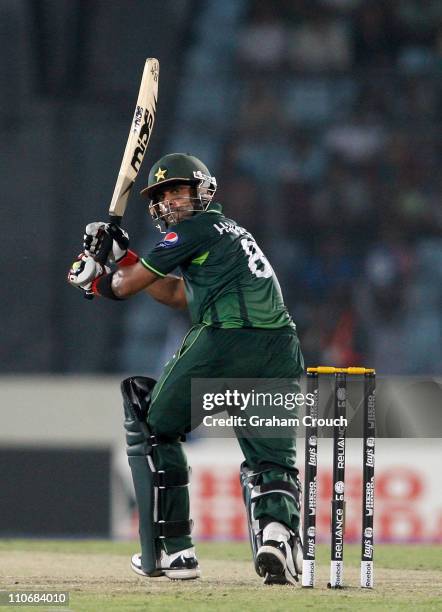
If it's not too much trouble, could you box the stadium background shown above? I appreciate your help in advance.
[0,0,440,543]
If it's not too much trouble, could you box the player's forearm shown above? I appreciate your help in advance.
[92,260,186,307]
[110,261,158,298]
[144,276,187,309]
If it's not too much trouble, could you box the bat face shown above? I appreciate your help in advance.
[109,58,159,218]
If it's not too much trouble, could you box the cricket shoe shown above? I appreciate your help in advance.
[131,547,201,580]
[256,522,302,586]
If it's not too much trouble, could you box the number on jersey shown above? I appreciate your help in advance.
[240,237,273,278]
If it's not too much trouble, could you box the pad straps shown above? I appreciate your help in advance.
[251,479,300,503]
[153,467,193,539]
[154,519,194,538]
[152,468,191,488]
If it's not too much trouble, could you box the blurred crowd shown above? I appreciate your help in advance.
[216,0,441,374]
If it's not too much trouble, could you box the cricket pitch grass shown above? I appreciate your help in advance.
[0,541,441,611]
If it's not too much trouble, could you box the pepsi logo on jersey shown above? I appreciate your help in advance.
[157,232,180,248]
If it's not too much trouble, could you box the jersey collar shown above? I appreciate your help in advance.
[206,201,222,214]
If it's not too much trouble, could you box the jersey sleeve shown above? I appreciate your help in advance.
[141,225,203,277]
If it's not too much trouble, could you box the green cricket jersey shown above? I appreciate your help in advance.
[141,203,296,330]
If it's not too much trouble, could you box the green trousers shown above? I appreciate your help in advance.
[147,324,304,553]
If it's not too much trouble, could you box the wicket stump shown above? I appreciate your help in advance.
[302,366,376,589]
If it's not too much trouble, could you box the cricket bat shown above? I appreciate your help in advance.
[95,57,159,265]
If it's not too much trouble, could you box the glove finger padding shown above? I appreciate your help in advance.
[84,222,107,256]
[67,253,108,290]
[83,221,130,263]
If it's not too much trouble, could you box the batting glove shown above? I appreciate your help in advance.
[84,222,130,263]
[67,253,110,297]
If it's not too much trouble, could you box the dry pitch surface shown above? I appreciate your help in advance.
[0,541,441,611]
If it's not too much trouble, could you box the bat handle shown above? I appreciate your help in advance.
[96,215,122,265]
[83,215,122,301]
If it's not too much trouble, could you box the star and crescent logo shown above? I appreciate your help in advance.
[155,167,167,182]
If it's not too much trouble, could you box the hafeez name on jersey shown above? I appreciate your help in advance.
[213,221,248,236]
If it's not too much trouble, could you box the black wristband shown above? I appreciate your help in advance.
[93,272,124,300]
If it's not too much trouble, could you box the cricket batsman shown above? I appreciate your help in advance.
[68,153,305,585]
